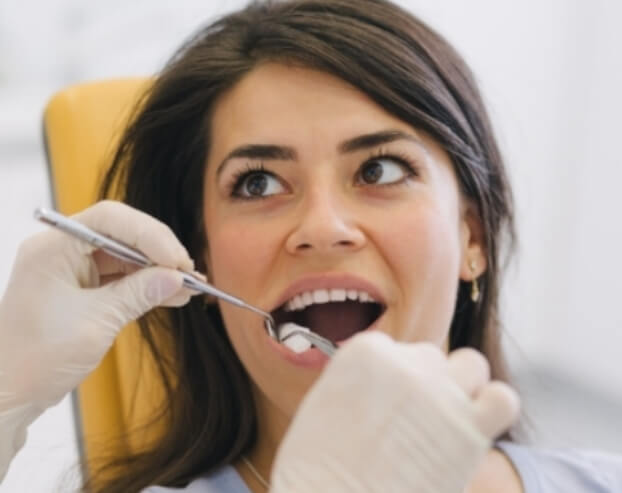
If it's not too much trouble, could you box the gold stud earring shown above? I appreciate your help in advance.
[470,259,480,303]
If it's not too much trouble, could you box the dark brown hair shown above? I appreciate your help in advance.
[90,0,516,490]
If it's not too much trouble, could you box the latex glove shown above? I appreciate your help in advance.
[0,200,196,481]
[271,332,520,492]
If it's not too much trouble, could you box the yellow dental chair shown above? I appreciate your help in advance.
[43,78,164,475]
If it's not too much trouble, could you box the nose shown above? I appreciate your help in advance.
[285,192,366,255]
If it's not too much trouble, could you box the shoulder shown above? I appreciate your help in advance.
[141,465,250,493]
[494,441,622,493]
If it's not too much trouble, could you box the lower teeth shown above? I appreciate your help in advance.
[278,322,312,353]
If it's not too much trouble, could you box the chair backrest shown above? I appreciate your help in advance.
[43,78,166,471]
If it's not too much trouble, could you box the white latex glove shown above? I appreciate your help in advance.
[0,200,196,481]
[271,332,520,492]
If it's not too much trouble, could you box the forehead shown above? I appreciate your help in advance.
[208,63,419,153]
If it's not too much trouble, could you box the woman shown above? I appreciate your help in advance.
[0,0,619,491]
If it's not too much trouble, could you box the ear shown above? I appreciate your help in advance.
[459,202,487,281]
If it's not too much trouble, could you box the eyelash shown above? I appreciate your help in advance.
[227,150,419,200]
[363,149,419,185]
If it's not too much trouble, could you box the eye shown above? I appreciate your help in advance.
[357,155,416,186]
[230,166,286,199]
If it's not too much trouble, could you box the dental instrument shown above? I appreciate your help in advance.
[34,207,276,337]
[34,207,337,356]
[280,325,337,356]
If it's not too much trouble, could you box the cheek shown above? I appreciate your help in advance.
[207,219,279,294]
[379,202,461,273]
[204,218,277,362]
[377,205,462,340]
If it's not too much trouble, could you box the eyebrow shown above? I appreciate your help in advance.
[215,129,425,176]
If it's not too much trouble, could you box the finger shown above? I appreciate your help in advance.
[94,249,209,295]
[93,267,185,330]
[73,201,194,272]
[192,271,208,283]
[92,250,142,277]
[160,287,195,307]
[394,341,447,375]
[100,272,195,306]
[471,381,520,439]
[341,335,447,384]
[447,348,490,398]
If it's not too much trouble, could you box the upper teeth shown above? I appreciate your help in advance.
[284,289,377,312]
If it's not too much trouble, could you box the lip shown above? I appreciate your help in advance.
[265,307,385,369]
[268,272,387,313]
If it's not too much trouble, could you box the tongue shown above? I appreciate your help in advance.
[299,301,374,342]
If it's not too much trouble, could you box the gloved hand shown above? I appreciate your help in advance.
[271,332,520,492]
[0,200,196,481]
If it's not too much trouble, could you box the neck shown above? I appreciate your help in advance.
[236,385,292,492]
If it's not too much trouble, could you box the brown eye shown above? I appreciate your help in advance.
[232,170,285,199]
[358,157,413,186]
[361,161,383,184]
[244,173,269,196]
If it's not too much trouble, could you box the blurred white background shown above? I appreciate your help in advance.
[0,0,621,491]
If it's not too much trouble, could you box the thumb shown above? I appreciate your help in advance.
[472,381,520,439]
[94,267,185,330]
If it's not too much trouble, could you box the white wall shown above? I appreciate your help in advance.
[403,0,622,448]
[0,1,621,490]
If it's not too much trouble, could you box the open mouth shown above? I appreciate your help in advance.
[271,290,386,344]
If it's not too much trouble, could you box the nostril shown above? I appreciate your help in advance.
[334,239,355,247]
[294,239,358,252]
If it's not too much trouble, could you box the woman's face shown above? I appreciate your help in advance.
[203,63,485,417]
